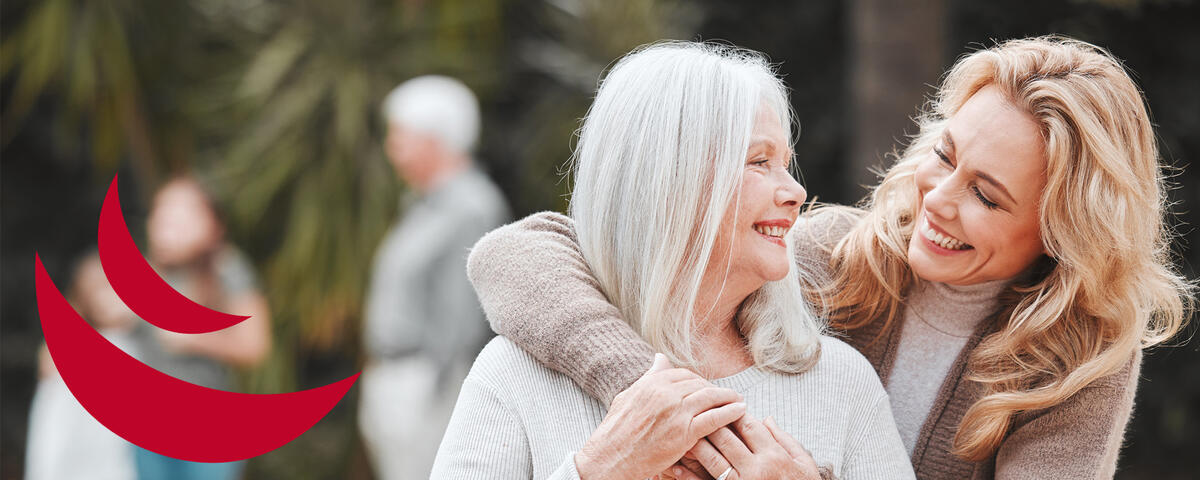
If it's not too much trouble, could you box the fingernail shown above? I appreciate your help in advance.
[673,467,683,476]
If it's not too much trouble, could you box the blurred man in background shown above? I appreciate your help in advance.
[359,75,509,479]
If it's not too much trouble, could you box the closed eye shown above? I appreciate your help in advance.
[972,186,999,209]
[934,147,951,166]
[935,146,1000,209]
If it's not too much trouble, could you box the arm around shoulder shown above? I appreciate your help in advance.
[790,206,862,286]
[465,211,654,405]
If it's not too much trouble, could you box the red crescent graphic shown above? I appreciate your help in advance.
[35,254,359,462]
[98,175,249,334]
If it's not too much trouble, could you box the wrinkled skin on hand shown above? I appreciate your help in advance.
[575,354,748,480]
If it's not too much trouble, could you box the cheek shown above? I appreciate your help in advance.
[740,173,771,211]
[1006,220,1044,261]
[973,213,1043,267]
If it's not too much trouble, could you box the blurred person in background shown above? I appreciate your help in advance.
[358,75,510,480]
[25,252,138,480]
[132,176,272,480]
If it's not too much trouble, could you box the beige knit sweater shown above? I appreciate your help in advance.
[466,211,1142,480]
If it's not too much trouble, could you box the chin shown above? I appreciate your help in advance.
[907,243,941,283]
[762,263,790,282]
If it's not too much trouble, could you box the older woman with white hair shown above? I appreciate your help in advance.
[430,42,913,480]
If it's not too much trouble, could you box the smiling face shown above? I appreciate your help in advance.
[908,86,1048,286]
[708,106,806,292]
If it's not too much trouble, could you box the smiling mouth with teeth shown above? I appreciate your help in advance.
[752,223,789,247]
[922,220,973,251]
[753,224,788,238]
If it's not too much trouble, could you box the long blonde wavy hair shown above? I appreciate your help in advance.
[813,36,1193,461]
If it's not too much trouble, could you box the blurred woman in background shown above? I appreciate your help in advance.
[131,176,272,480]
[464,36,1192,479]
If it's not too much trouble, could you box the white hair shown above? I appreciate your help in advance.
[570,42,824,373]
[382,75,481,154]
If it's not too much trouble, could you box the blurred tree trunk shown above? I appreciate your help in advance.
[847,0,946,199]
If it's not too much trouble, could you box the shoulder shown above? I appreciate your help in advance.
[1088,348,1142,390]
[801,335,888,400]
[438,168,510,223]
[1009,349,1142,431]
[213,245,259,290]
[812,335,881,381]
[464,336,577,399]
[465,168,509,211]
[467,336,544,382]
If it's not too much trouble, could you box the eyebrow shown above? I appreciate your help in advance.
[749,137,776,153]
[941,130,955,150]
[974,172,1016,204]
[941,130,1016,205]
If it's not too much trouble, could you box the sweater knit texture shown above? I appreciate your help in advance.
[467,211,1142,480]
[431,336,914,479]
[891,279,1007,454]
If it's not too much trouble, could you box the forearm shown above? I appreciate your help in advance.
[467,212,653,404]
[162,294,270,367]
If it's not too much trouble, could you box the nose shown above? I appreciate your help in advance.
[922,177,958,222]
[776,170,806,210]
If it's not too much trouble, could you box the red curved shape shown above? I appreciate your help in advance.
[98,175,249,334]
[35,254,359,462]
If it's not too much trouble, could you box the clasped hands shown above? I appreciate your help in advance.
[575,354,821,480]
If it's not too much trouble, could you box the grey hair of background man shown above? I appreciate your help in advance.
[382,75,481,154]
[569,41,824,374]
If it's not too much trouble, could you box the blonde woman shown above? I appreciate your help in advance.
[431,42,913,479]
[464,36,1192,479]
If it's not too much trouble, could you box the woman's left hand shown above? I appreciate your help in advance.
[688,413,821,479]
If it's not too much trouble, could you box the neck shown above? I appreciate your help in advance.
[690,272,758,378]
[412,156,469,193]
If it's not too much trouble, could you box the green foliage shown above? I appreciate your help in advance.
[2,0,687,477]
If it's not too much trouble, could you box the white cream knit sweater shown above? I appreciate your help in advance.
[431,336,914,479]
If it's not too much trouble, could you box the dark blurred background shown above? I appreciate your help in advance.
[2,0,1197,478]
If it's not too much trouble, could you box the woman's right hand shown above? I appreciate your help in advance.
[575,353,748,480]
